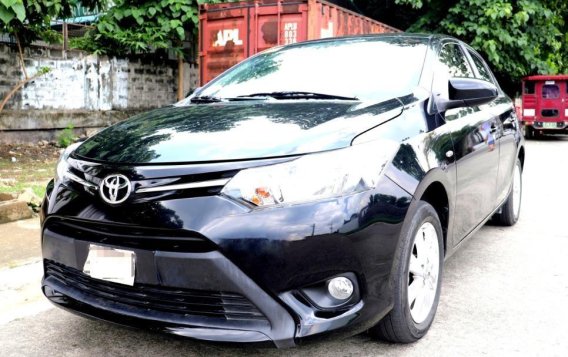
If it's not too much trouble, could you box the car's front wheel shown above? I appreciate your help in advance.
[493,158,522,226]
[370,201,443,343]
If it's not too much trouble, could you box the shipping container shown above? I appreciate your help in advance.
[198,0,401,85]
[520,74,568,138]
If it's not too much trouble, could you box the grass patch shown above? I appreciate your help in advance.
[0,183,47,198]
[32,185,46,198]
[0,159,54,199]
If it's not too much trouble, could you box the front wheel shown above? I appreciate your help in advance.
[493,158,522,226]
[370,201,444,343]
[522,125,533,139]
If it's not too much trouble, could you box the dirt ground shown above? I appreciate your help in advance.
[0,143,61,197]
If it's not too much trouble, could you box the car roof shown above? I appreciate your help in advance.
[279,32,455,48]
[523,74,568,81]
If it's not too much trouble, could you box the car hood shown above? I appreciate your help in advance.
[74,99,404,164]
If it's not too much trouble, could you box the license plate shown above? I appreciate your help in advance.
[543,122,557,129]
[83,244,136,286]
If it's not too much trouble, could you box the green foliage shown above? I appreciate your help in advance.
[391,0,568,94]
[57,124,75,148]
[395,0,423,9]
[0,0,103,44]
[73,0,225,56]
[69,35,97,52]
[0,0,26,24]
[38,28,64,44]
[37,66,51,75]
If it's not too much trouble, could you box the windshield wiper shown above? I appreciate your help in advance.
[190,95,270,103]
[237,91,358,101]
[190,91,357,103]
[190,95,224,103]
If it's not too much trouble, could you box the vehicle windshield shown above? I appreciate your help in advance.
[196,36,428,102]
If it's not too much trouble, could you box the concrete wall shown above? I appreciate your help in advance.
[0,109,145,143]
[0,44,199,143]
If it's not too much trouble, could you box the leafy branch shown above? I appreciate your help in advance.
[0,66,50,112]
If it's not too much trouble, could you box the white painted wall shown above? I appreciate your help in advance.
[0,45,198,111]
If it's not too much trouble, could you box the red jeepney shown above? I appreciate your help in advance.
[521,74,568,138]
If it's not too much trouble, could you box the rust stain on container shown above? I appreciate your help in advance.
[199,0,401,85]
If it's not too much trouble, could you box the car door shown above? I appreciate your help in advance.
[537,79,563,127]
[564,80,568,123]
[465,48,518,205]
[564,80,568,122]
[433,42,500,245]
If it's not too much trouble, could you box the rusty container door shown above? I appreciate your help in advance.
[199,3,250,85]
[249,1,309,53]
[199,0,400,86]
[306,0,400,40]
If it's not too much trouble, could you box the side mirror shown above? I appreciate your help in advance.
[436,78,498,112]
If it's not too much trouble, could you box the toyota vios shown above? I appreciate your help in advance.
[41,34,525,347]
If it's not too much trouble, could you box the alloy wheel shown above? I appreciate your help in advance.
[408,222,440,324]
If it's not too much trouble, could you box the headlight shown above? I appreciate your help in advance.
[221,140,398,208]
[55,142,81,182]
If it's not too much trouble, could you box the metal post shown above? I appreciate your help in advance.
[63,21,68,59]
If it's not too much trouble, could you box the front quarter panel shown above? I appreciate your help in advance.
[377,102,458,253]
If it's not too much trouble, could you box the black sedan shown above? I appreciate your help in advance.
[41,34,524,347]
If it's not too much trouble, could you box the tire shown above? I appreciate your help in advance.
[370,201,444,343]
[493,158,522,226]
[523,125,532,139]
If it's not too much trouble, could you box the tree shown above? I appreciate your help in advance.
[73,0,225,100]
[353,0,424,31]
[379,0,568,95]
[0,0,103,111]
[78,0,199,55]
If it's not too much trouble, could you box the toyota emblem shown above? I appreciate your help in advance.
[99,174,131,204]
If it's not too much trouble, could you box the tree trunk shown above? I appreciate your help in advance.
[14,31,28,80]
[177,54,184,101]
[0,73,43,112]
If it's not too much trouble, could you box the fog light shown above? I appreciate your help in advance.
[327,277,354,300]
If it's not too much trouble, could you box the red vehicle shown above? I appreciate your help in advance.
[521,74,568,138]
[198,0,400,85]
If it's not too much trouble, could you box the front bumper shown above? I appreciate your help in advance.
[41,173,411,347]
[523,120,568,132]
[42,244,296,347]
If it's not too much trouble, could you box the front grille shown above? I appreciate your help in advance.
[45,218,216,252]
[45,260,268,322]
[66,157,238,202]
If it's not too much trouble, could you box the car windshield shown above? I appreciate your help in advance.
[196,36,428,102]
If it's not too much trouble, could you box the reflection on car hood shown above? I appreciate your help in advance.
[74,99,404,164]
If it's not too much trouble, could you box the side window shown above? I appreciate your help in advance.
[524,81,535,94]
[437,44,475,121]
[439,44,474,78]
[542,84,560,99]
[468,50,493,83]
